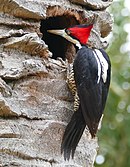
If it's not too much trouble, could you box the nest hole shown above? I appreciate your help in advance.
[40,15,78,62]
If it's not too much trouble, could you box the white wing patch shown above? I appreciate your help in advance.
[94,49,108,83]
[93,51,101,83]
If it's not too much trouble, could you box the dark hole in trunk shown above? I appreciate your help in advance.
[40,15,78,61]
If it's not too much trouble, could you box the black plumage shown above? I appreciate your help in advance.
[61,46,111,160]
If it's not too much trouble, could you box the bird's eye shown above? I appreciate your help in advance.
[66,29,71,35]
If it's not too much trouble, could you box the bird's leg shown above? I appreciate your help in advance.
[56,57,67,67]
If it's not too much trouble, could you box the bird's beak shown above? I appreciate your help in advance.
[47,29,66,37]
[47,29,81,49]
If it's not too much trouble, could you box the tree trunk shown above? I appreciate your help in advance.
[0,0,113,166]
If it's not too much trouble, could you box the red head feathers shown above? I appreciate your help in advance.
[67,24,93,45]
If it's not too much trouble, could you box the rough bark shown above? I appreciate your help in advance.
[0,0,113,166]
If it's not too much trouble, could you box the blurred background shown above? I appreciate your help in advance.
[95,0,130,166]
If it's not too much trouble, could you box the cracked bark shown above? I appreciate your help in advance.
[0,0,113,166]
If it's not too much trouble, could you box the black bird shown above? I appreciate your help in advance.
[48,24,111,160]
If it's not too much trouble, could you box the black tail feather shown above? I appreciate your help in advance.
[61,106,86,160]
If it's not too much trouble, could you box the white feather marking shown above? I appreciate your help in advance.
[93,51,101,83]
[94,49,108,83]
[76,43,82,49]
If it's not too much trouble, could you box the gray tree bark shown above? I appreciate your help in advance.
[0,0,113,166]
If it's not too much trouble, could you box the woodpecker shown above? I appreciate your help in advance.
[47,24,111,160]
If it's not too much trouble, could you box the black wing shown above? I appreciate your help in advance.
[73,46,111,137]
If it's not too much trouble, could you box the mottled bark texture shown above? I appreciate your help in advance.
[0,0,113,166]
